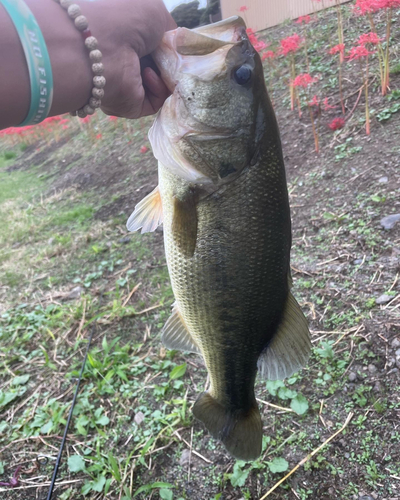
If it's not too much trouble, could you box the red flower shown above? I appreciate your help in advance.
[81,116,91,124]
[253,40,268,52]
[279,34,302,56]
[353,0,382,15]
[292,73,318,88]
[239,5,248,12]
[379,0,400,7]
[329,44,345,55]
[96,133,102,140]
[309,95,319,107]
[295,15,311,24]
[140,145,149,154]
[357,32,382,45]
[109,116,118,121]
[347,45,375,60]
[328,117,345,130]
[262,51,275,60]
[323,97,337,110]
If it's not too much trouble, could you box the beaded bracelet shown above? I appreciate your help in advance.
[53,0,105,118]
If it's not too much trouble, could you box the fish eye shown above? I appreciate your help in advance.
[233,65,252,85]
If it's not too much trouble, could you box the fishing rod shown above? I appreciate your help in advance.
[46,324,95,500]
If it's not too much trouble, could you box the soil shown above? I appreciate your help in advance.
[1,5,400,500]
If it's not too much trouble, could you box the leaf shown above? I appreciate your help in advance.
[68,455,86,473]
[159,489,173,500]
[277,387,297,400]
[12,375,30,386]
[0,391,19,408]
[290,394,309,415]
[134,484,152,497]
[91,475,106,492]
[169,363,187,380]
[40,421,53,434]
[268,457,289,473]
[0,461,4,474]
[108,453,121,482]
[229,461,250,487]
[151,483,173,489]
[265,380,285,397]
[96,415,110,426]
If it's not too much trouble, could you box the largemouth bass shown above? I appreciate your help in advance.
[127,17,311,460]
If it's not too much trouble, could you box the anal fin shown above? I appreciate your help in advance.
[258,291,311,380]
[161,303,201,354]
[126,186,163,233]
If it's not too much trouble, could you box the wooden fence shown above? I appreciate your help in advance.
[219,0,351,32]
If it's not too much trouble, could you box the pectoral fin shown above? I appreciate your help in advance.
[172,191,198,257]
[126,186,163,233]
[161,303,201,354]
[257,291,311,380]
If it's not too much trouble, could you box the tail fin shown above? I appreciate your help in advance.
[193,392,262,460]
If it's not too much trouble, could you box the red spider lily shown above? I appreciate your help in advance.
[262,51,275,60]
[347,45,375,60]
[81,116,91,124]
[295,15,311,24]
[357,32,382,45]
[109,116,118,121]
[323,97,337,110]
[353,0,382,14]
[96,133,102,140]
[59,119,69,125]
[253,40,268,52]
[140,145,149,154]
[309,95,319,107]
[62,125,69,130]
[239,5,248,12]
[292,73,317,88]
[328,117,345,130]
[279,34,302,56]
[329,43,345,55]
[379,0,400,7]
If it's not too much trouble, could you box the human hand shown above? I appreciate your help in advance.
[82,0,176,118]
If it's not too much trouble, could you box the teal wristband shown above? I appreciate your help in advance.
[1,0,53,126]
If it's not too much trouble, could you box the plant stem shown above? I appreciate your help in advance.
[308,104,319,153]
[339,59,345,114]
[383,7,392,96]
[364,57,370,135]
[367,12,384,93]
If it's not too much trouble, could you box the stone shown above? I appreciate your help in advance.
[368,364,377,374]
[119,236,131,244]
[380,213,400,230]
[180,449,191,466]
[391,337,400,349]
[66,286,82,300]
[378,176,388,183]
[348,372,357,382]
[134,411,144,426]
[376,294,393,305]
[353,259,363,265]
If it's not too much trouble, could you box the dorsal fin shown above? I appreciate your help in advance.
[126,186,163,233]
[257,291,311,380]
[161,303,201,354]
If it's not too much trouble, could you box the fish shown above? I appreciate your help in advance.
[127,16,311,461]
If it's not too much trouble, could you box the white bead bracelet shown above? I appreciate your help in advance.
[53,0,105,118]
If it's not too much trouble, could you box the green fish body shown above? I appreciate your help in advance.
[127,17,310,460]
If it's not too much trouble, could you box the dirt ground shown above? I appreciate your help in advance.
[1,4,400,500]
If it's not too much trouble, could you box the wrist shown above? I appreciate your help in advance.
[24,0,93,116]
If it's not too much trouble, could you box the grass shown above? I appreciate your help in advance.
[1,2,400,499]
